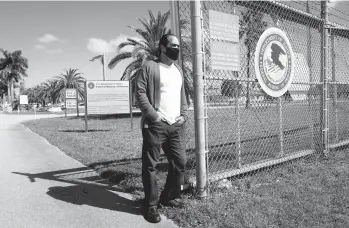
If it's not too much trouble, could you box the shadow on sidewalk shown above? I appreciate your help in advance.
[12,167,141,216]
[47,185,140,215]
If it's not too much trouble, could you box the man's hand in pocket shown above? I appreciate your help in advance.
[175,116,185,125]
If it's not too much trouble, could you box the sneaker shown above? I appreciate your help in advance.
[160,198,182,208]
[142,206,161,223]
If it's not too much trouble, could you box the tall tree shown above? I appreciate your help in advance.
[239,10,267,108]
[37,80,59,106]
[0,49,28,102]
[105,10,192,103]
[53,68,85,101]
[0,77,8,102]
[108,10,171,81]
[0,56,12,70]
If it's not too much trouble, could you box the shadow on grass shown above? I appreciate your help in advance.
[59,129,112,133]
[12,167,141,215]
[67,113,142,120]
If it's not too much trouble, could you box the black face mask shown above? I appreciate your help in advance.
[164,47,179,61]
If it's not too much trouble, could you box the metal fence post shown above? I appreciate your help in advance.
[235,95,241,168]
[278,97,284,157]
[331,35,339,143]
[102,53,106,81]
[65,88,67,117]
[191,0,207,198]
[76,88,79,117]
[321,0,329,156]
[306,1,315,150]
[169,0,184,70]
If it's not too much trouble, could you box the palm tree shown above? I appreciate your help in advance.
[0,77,7,102]
[28,84,47,105]
[0,49,28,103]
[0,56,12,70]
[239,10,267,108]
[37,80,59,106]
[108,10,170,80]
[54,68,85,101]
[104,10,192,104]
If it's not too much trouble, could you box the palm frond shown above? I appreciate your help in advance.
[137,18,153,37]
[117,41,137,53]
[148,10,156,25]
[108,52,133,69]
[120,59,142,80]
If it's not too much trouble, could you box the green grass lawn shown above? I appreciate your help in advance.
[21,102,349,227]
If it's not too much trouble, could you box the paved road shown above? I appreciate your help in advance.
[0,112,177,228]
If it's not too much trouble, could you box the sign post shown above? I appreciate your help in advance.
[65,92,67,117]
[129,80,133,131]
[85,81,88,132]
[76,89,79,117]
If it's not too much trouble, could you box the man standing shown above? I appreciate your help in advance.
[135,34,188,223]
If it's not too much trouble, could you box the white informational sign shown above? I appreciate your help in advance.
[210,41,240,71]
[209,10,239,42]
[66,99,77,109]
[209,10,240,71]
[20,95,28,104]
[66,89,77,99]
[86,81,130,115]
[254,27,295,97]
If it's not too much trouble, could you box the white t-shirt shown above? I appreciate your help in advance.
[157,62,182,125]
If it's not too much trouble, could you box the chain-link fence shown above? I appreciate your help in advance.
[328,29,349,148]
[177,0,349,193]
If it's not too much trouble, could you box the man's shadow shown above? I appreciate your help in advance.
[46,184,141,215]
[13,169,141,216]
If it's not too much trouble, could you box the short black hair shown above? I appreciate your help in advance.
[159,33,177,48]
[158,33,177,57]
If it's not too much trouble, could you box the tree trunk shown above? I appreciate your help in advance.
[7,80,11,103]
[10,80,14,101]
[246,50,251,109]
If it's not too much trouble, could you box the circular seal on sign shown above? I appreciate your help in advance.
[88,82,95,89]
[254,27,294,97]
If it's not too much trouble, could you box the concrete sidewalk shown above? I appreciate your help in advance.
[0,113,178,228]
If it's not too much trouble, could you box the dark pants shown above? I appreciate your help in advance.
[141,121,187,207]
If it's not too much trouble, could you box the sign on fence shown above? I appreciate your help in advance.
[209,10,239,42]
[209,10,240,71]
[86,81,130,115]
[19,95,28,105]
[254,27,295,97]
[210,41,240,71]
